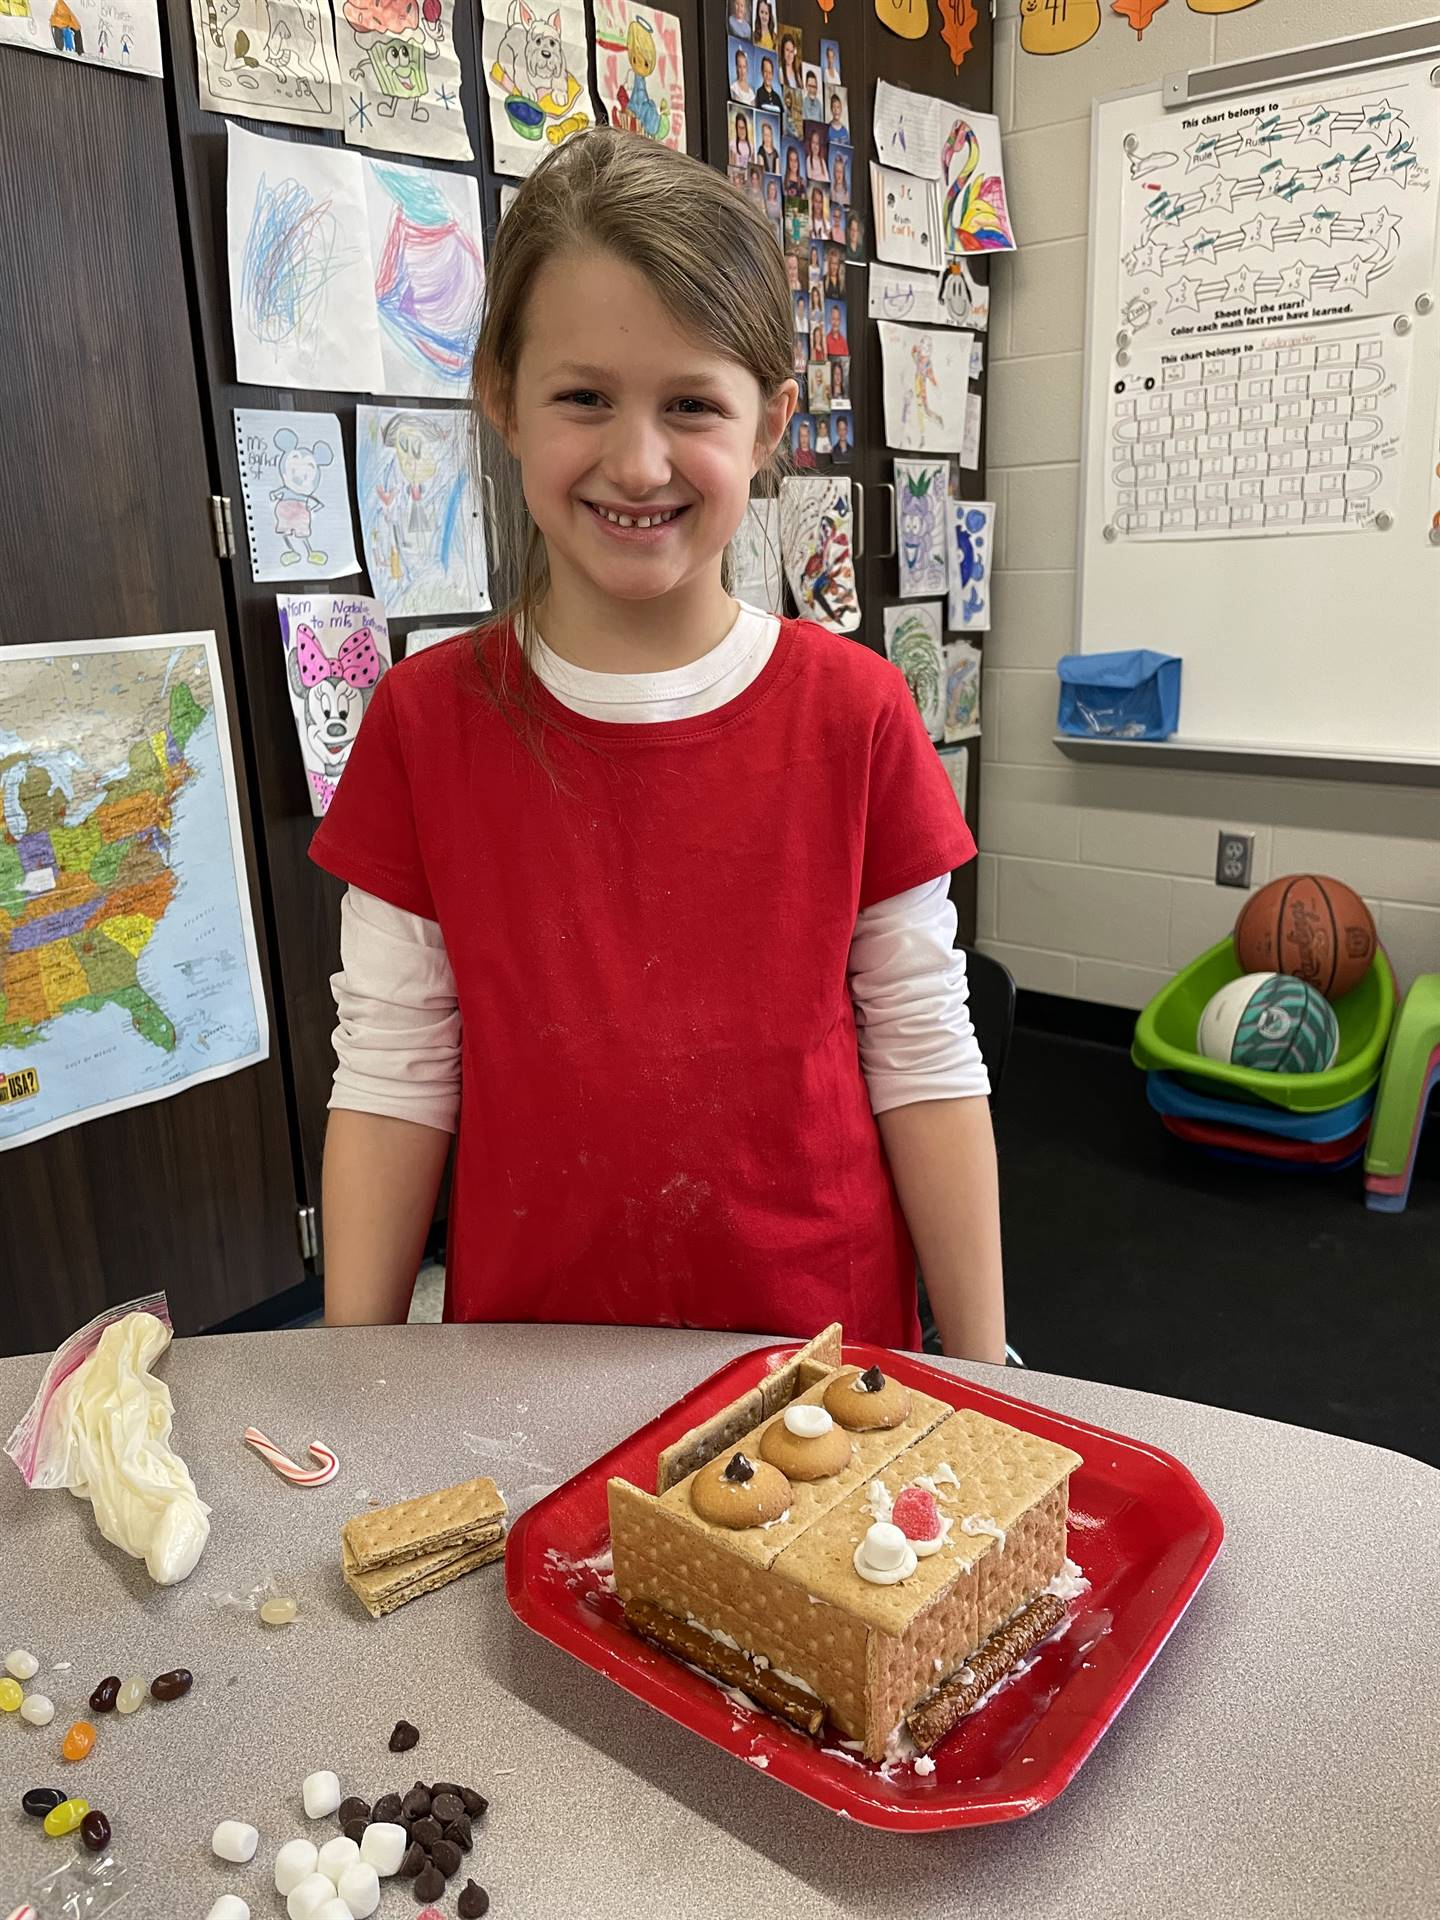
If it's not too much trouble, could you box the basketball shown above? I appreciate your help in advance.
[1197,973,1340,1074]
[1234,873,1376,1001]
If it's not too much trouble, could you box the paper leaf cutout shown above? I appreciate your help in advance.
[1112,0,1168,34]
[875,0,930,40]
[1020,0,1101,54]
[937,0,978,67]
[816,0,834,14]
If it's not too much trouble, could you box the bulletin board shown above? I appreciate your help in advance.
[1076,28,1440,763]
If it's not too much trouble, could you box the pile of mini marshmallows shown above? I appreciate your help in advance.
[207,1772,402,1920]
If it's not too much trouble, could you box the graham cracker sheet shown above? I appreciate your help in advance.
[656,1373,955,1568]
[609,1476,871,1737]
[655,1386,766,1495]
[345,1534,507,1619]
[342,1475,507,1572]
[757,1321,844,1418]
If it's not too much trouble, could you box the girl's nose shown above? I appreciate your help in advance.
[600,414,672,500]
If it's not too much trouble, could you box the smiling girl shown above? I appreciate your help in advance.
[312,130,1004,1361]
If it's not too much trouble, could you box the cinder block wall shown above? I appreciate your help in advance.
[981,0,1440,1005]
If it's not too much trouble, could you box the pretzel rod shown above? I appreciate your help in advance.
[906,1593,1068,1754]
[624,1598,826,1737]
[244,1426,339,1486]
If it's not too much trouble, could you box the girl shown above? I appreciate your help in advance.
[778,30,800,90]
[805,125,828,182]
[757,117,779,172]
[729,108,752,169]
[781,142,802,195]
[314,130,1004,1360]
[752,0,776,48]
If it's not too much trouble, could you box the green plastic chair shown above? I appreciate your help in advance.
[1132,938,1396,1114]
[1364,973,1440,1213]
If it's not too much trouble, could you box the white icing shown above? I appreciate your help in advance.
[783,1404,833,1439]
[853,1521,918,1585]
[910,1516,953,1558]
[866,1478,894,1523]
[1045,1556,1090,1602]
[914,1755,936,1776]
[961,1514,1007,1549]
[912,1462,961,1498]
[758,1508,792,1530]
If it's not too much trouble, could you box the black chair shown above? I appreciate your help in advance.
[916,946,1019,1358]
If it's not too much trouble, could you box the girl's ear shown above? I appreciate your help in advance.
[754,379,800,472]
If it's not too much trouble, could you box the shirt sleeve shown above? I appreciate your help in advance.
[328,887,461,1134]
[309,671,436,920]
[860,676,978,910]
[848,876,991,1114]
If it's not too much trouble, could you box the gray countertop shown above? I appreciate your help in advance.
[0,1323,1435,1919]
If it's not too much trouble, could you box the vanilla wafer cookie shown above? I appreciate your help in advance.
[342,1476,507,1573]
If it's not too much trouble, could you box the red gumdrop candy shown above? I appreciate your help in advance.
[892,1487,942,1542]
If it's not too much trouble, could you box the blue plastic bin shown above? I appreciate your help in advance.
[1057,649,1181,742]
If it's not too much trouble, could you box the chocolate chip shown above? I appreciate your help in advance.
[433,1837,465,1877]
[414,1864,446,1903]
[430,1780,463,1797]
[389,1719,420,1752]
[401,1786,431,1821]
[338,1795,371,1826]
[458,1881,491,1919]
[372,1792,403,1824]
[411,1816,443,1850]
[459,1787,488,1818]
[343,1817,369,1844]
[431,1792,464,1826]
[722,1451,755,1483]
[444,1816,472,1852]
[857,1365,886,1393]
[398,1841,428,1877]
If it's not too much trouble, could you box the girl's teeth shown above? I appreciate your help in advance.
[598,506,676,528]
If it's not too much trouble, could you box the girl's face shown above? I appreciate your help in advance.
[506,251,796,614]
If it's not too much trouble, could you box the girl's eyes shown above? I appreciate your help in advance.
[555,391,721,417]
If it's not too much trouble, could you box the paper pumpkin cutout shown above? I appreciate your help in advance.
[1188,0,1259,12]
[1112,0,1167,34]
[937,0,977,69]
[874,0,929,41]
[1020,0,1100,55]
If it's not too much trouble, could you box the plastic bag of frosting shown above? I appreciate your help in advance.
[4,1291,210,1586]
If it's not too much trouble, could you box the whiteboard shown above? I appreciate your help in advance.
[1078,57,1440,759]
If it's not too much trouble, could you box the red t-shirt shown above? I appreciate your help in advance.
[310,619,976,1347]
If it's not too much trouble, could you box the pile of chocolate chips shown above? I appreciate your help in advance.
[336,1772,490,1913]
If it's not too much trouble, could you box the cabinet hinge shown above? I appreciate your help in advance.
[296,1204,319,1261]
[209,494,236,559]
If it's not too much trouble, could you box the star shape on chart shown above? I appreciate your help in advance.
[1335,253,1377,295]
[1240,211,1278,251]
[1123,241,1163,276]
[1276,260,1314,299]
[1225,264,1257,305]
[1188,226,1221,260]
[1185,134,1220,173]
[1199,173,1236,214]
[1362,98,1400,133]
[1300,106,1334,148]
[1325,160,1356,196]
[1306,210,1338,246]
[1166,274,1204,314]
[1356,209,1395,244]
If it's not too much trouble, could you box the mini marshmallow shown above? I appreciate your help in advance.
[211,1820,260,1864]
[316,1835,360,1885]
[275,1838,321,1896]
[358,1821,407,1876]
[313,1904,353,1920]
[337,1861,381,1919]
[783,1404,834,1439]
[302,1770,342,1819]
[863,1522,908,1570]
[287,1876,338,1920]
[206,1901,250,1920]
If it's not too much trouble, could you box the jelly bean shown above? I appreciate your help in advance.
[115,1676,145,1715]
[260,1597,298,1627]
[22,1786,65,1818]
[89,1675,120,1714]
[61,1720,96,1761]
[20,1693,55,1727]
[5,1649,39,1681]
[43,1796,89,1836]
[81,1808,112,1851]
[0,1678,22,1711]
[150,1667,192,1701]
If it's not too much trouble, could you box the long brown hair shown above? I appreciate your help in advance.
[469,127,794,769]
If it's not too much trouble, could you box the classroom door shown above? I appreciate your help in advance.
[0,51,302,1354]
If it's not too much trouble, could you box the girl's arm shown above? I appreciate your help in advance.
[323,1110,451,1324]
[876,1096,1006,1365]
[322,886,462,1324]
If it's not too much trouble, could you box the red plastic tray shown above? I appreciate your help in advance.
[505,1342,1224,1831]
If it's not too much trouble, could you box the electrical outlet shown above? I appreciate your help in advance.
[1216,831,1254,889]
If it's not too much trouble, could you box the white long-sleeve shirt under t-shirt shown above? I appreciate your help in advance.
[329,605,991,1133]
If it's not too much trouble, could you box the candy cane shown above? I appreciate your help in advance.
[244,1427,339,1487]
